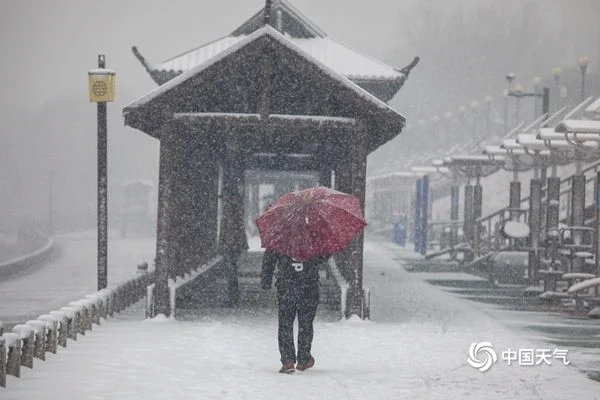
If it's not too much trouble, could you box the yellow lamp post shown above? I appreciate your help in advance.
[551,67,562,111]
[88,55,116,290]
[578,55,590,101]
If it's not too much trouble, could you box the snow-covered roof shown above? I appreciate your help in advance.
[154,35,402,81]
[583,97,600,120]
[150,0,401,84]
[411,166,451,175]
[367,171,416,181]
[539,126,600,143]
[125,26,404,120]
[446,155,504,164]
[555,119,600,134]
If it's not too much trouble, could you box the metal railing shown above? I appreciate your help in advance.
[476,158,600,253]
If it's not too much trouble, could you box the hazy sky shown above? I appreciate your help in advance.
[0,0,598,229]
[0,0,410,112]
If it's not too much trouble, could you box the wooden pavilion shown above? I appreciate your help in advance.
[124,0,417,318]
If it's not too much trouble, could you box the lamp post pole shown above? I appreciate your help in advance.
[484,96,493,137]
[578,56,590,101]
[513,84,524,125]
[470,101,479,139]
[97,55,108,291]
[532,76,541,119]
[551,68,561,112]
[89,54,115,291]
[504,73,516,134]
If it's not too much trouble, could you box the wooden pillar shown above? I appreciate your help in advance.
[336,124,367,318]
[218,148,247,306]
[347,124,368,318]
[153,123,177,317]
[169,129,192,278]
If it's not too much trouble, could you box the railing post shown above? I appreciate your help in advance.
[12,325,34,369]
[420,175,429,255]
[0,336,5,388]
[528,179,543,285]
[414,178,423,253]
[473,180,483,256]
[25,321,47,361]
[596,172,600,278]
[546,177,561,230]
[60,307,78,341]
[450,184,460,248]
[464,184,474,243]
[38,315,59,354]
[49,311,69,348]
[509,180,521,219]
[4,333,21,378]
[571,174,586,273]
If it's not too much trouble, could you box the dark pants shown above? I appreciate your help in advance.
[277,282,319,364]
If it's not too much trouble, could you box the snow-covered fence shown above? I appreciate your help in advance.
[0,268,155,388]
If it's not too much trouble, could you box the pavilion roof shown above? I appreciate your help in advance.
[155,35,403,82]
[123,26,405,153]
[133,0,406,100]
[126,27,402,113]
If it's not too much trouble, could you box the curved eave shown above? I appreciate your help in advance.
[150,68,404,102]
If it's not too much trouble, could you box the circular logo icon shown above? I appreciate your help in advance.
[467,341,498,372]
[92,81,108,97]
[292,262,304,272]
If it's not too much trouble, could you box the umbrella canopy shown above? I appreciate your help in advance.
[255,186,367,261]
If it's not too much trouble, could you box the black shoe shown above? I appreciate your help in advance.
[279,362,295,374]
[296,356,315,371]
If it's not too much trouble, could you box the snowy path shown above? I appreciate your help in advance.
[0,231,155,327]
[3,240,600,399]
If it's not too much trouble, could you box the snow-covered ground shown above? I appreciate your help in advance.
[3,241,599,399]
[0,230,155,326]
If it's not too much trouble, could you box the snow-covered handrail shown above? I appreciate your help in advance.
[327,256,350,318]
[164,256,224,318]
[0,268,155,388]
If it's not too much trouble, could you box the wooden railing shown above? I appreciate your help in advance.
[0,269,155,388]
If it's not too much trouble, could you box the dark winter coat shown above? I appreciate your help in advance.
[261,249,328,289]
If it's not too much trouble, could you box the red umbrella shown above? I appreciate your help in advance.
[256,186,367,261]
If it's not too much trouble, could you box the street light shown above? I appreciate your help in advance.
[578,55,590,101]
[470,101,479,139]
[484,96,493,137]
[506,83,549,125]
[88,55,116,291]
[532,76,541,118]
[504,73,516,134]
[551,67,562,111]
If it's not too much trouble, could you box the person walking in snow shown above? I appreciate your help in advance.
[261,248,328,373]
